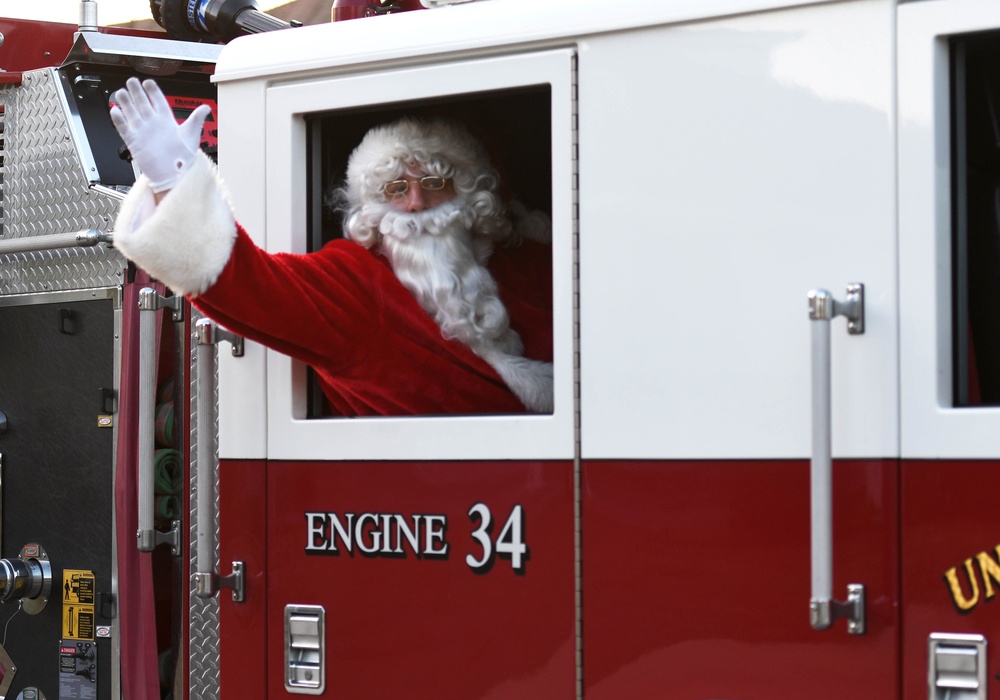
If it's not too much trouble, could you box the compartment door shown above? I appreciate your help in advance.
[578,4,900,698]
[0,290,117,700]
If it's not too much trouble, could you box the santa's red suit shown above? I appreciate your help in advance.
[113,151,552,416]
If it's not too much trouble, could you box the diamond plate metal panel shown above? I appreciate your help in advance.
[0,68,126,295]
[190,308,222,700]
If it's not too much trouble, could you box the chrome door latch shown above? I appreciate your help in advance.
[929,633,987,700]
[285,605,325,695]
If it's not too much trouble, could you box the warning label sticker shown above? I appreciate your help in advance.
[63,606,95,641]
[62,570,96,640]
[59,640,97,698]
[62,571,95,605]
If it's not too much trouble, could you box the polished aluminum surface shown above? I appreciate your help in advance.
[63,29,223,70]
[284,605,325,695]
[808,285,866,634]
[0,68,125,296]
[189,311,221,700]
[137,290,157,551]
[0,229,112,255]
[928,633,987,699]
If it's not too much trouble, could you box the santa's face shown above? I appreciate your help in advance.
[383,170,456,213]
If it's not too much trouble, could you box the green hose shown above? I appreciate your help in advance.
[156,495,181,520]
[154,448,183,495]
[155,402,173,447]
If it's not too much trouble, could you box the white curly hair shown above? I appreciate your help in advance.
[335,116,514,249]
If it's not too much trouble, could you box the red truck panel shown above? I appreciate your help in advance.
[902,460,1000,700]
[220,460,268,698]
[583,459,900,699]
[261,459,575,699]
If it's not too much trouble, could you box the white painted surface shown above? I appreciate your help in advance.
[216,0,911,462]
[214,0,841,85]
[577,1,899,459]
[898,0,1000,458]
[216,79,269,460]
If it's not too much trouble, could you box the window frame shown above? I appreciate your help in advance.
[899,0,1000,457]
[259,48,577,461]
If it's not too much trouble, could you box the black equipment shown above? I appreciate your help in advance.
[151,0,295,43]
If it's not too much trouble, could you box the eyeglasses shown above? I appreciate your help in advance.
[382,176,450,197]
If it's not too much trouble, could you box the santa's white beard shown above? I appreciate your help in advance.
[376,201,554,413]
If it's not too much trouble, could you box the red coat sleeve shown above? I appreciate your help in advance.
[190,226,552,417]
[191,226,383,371]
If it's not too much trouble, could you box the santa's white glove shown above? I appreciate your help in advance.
[110,77,212,193]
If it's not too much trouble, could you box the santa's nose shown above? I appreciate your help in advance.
[403,184,427,212]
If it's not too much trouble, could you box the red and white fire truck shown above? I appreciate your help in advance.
[0,0,998,697]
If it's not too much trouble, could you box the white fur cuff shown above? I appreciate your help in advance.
[114,151,237,296]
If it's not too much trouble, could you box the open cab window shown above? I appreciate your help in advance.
[254,49,577,461]
[303,85,554,419]
[951,30,1000,407]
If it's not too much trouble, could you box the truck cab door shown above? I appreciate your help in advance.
[212,48,579,699]
[899,3,1000,698]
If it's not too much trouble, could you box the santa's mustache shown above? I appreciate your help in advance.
[377,199,470,241]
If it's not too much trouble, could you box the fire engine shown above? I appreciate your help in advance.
[0,0,997,697]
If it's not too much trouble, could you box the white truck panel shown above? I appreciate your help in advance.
[898,0,1000,458]
[215,0,900,462]
[577,1,899,459]
[213,0,844,85]
[216,79,270,460]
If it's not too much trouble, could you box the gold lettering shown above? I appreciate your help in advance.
[976,547,1000,600]
[945,559,981,612]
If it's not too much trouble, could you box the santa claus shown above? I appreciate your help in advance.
[110,78,553,415]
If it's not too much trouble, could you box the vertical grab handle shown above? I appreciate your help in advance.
[192,318,246,603]
[806,284,866,634]
[136,288,183,555]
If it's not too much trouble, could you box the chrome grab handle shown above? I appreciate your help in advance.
[806,284,866,634]
[136,288,183,555]
[0,229,113,255]
[192,318,245,602]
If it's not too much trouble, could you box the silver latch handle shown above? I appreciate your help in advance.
[192,318,245,602]
[285,605,326,695]
[136,287,183,555]
[806,284,866,634]
[929,633,987,700]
